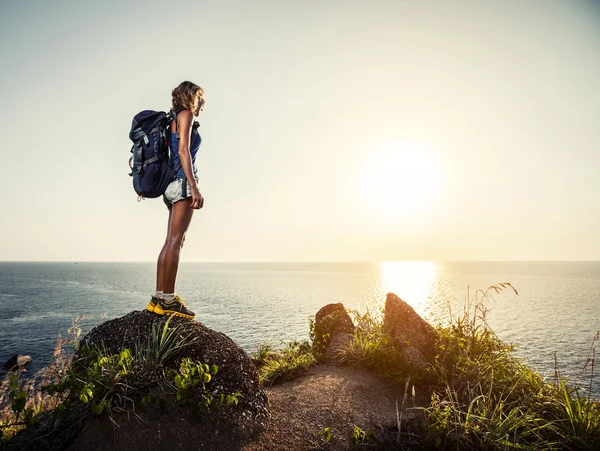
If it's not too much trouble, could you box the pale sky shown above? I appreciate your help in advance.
[1,0,599,262]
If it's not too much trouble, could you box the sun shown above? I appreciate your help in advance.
[359,139,443,218]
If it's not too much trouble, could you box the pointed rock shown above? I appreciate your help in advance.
[383,293,438,361]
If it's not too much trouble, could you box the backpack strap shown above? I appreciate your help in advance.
[133,143,143,171]
[167,109,179,169]
[172,109,181,140]
[170,109,189,197]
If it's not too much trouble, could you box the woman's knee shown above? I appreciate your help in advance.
[166,234,186,249]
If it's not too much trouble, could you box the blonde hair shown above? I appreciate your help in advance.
[171,81,204,112]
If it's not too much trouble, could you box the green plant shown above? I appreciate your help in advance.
[334,309,408,384]
[137,316,194,370]
[309,316,330,361]
[62,336,239,420]
[7,373,37,427]
[554,381,600,447]
[252,341,278,368]
[166,357,238,409]
[319,426,332,443]
[257,339,316,386]
[350,425,374,448]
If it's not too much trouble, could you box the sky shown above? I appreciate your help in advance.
[0,0,599,262]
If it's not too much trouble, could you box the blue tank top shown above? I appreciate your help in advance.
[171,123,201,179]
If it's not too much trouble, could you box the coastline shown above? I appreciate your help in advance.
[2,291,600,450]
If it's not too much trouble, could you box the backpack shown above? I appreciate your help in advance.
[128,109,180,199]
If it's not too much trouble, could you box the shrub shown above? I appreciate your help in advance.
[254,340,316,386]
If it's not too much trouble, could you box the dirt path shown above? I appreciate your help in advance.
[244,364,419,450]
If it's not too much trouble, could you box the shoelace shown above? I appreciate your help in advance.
[173,295,188,308]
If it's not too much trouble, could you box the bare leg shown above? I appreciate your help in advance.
[156,207,173,292]
[162,199,194,294]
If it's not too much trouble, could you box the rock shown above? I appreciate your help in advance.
[4,353,32,371]
[314,304,355,361]
[314,303,355,338]
[383,293,439,361]
[68,310,269,450]
[68,408,261,451]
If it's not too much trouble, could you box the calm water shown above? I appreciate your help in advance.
[0,261,598,395]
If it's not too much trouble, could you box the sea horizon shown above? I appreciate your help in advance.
[2,259,600,263]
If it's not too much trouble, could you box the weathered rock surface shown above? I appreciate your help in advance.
[68,408,258,451]
[382,293,440,383]
[383,293,439,361]
[314,303,355,362]
[68,310,269,450]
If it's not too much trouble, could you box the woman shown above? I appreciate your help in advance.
[146,81,205,319]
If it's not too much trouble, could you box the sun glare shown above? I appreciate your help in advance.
[359,140,443,218]
[377,260,438,315]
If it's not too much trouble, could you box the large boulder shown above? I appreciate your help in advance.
[67,310,269,450]
[383,293,439,361]
[313,303,355,362]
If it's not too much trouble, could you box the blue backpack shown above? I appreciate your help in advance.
[128,110,180,199]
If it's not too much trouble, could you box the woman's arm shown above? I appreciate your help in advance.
[176,110,203,209]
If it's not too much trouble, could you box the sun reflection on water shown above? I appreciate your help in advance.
[375,261,439,318]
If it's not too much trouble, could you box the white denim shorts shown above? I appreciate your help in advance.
[162,177,198,209]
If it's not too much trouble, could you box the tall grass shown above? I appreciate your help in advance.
[337,309,407,385]
[0,315,88,441]
[422,283,600,450]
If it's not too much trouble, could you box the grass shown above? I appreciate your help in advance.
[336,308,407,384]
[418,283,600,450]
[253,339,316,386]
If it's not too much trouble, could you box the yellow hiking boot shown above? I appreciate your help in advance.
[146,295,161,312]
[153,295,195,320]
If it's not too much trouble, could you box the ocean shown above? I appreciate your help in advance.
[0,261,598,396]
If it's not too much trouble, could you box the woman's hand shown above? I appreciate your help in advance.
[190,186,204,209]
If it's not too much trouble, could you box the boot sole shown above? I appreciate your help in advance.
[153,305,195,319]
[146,301,156,312]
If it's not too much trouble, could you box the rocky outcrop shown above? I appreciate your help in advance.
[4,353,32,371]
[383,293,439,382]
[67,310,269,451]
[383,293,439,359]
[314,303,355,362]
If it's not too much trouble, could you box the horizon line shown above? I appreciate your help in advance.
[1,259,599,264]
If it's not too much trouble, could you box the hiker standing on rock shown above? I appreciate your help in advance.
[146,81,205,320]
